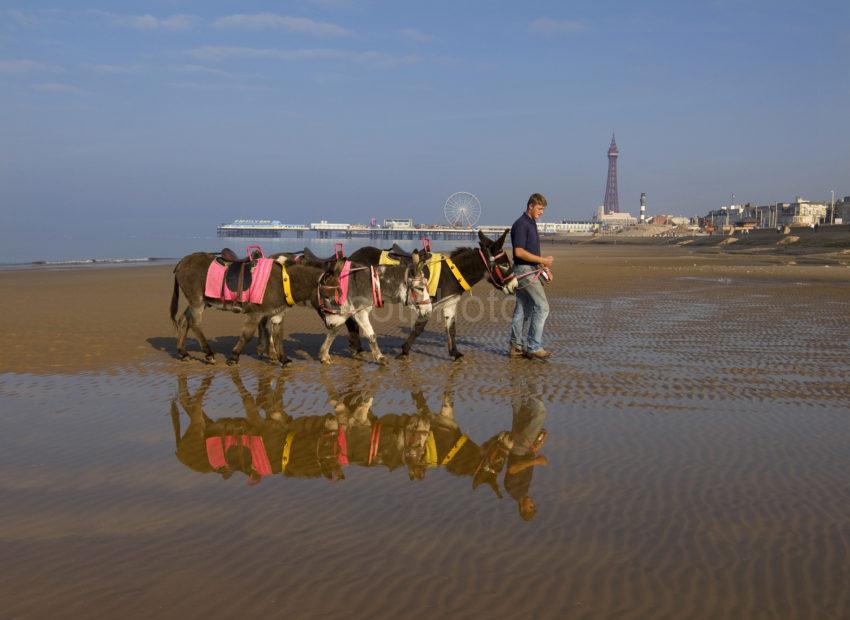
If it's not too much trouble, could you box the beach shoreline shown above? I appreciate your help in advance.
[1,244,847,375]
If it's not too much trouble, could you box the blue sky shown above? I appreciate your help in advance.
[2,0,849,238]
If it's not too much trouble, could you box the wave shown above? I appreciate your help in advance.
[29,257,171,266]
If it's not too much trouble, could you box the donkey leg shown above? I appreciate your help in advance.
[187,305,215,363]
[443,298,463,360]
[269,313,292,367]
[399,313,430,358]
[345,317,365,356]
[319,321,342,365]
[353,309,387,366]
[257,317,270,359]
[176,307,192,360]
[227,314,260,366]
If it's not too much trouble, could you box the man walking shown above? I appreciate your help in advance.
[509,193,554,359]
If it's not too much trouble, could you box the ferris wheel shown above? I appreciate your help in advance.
[444,192,482,228]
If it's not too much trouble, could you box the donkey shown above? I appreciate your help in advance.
[171,249,431,366]
[343,231,518,360]
[408,364,513,492]
[259,243,431,359]
[170,252,328,366]
[303,251,431,365]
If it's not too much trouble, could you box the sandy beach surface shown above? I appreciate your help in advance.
[1,244,849,618]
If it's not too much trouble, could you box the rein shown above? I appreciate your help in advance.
[514,267,546,290]
[478,248,516,289]
[368,422,381,464]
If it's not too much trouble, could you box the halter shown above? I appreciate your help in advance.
[401,425,431,467]
[473,433,511,478]
[478,247,516,290]
[405,268,431,307]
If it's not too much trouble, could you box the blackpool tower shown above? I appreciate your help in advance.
[603,133,619,214]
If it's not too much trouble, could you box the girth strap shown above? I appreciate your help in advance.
[281,431,296,470]
[441,434,469,466]
[444,258,471,292]
[281,263,295,306]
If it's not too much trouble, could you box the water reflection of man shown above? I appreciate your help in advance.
[504,385,548,521]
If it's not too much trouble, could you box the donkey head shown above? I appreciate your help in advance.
[478,230,518,294]
[472,431,514,496]
[403,414,432,481]
[406,250,432,317]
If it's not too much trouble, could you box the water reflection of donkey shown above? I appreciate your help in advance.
[169,368,434,483]
[169,367,514,492]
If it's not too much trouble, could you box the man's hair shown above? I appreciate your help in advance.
[527,193,548,209]
[519,497,538,521]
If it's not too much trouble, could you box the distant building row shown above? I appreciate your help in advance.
[702,195,850,231]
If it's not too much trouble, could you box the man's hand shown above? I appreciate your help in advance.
[540,255,554,269]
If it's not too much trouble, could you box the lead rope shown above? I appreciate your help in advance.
[514,268,545,291]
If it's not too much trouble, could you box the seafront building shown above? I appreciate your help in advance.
[703,196,832,232]
[593,205,637,228]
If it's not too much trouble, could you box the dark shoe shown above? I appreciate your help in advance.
[508,345,525,358]
[524,349,552,360]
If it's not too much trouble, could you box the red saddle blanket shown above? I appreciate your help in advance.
[205,258,274,304]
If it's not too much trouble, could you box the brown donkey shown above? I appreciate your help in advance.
[170,252,326,366]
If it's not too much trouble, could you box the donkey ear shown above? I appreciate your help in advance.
[411,249,422,273]
[477,230,489,245]
[495,229,509,249]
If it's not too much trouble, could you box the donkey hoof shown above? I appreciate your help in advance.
[178,352,190,362]
[280,357,293,367]
[320,357,332,365]
[376,356,389,366]
[452,352,464,361]
[226,357,239,366]
[396,351,409,360]
[204,354,216,365]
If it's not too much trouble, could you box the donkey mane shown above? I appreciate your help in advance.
[449,246,473,259]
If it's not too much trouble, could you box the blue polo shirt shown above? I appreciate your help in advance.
[510,212,540,266]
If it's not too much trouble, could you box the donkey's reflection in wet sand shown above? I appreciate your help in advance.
[171,370,291,484]
[169,367,531,514]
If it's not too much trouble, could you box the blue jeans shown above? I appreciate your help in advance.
[510,264,550,353]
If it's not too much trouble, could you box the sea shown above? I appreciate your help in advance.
[0,232,478,269]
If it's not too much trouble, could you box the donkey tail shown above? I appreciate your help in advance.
[170,275,181,327]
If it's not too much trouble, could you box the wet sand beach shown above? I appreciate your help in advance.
[1,245,849,618]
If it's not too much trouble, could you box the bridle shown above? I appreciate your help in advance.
[405,267,431,308]
[478,246,516,291]
[473,432,512,478]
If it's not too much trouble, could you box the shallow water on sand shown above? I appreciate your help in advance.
[2,277,850,618]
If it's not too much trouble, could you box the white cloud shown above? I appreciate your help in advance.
[31,82,84,94]
[529,18,586,35]
[93,11,198,31]
[399,28,431,43]
[213,13,352,37]
[171,64,235,77]
[0,59,57,74]
[185,46,419,68]
[81,63,140,75]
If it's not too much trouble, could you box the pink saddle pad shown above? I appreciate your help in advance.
[205,258,274,304]
[206,435,272,476]
[337,260,351,305]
